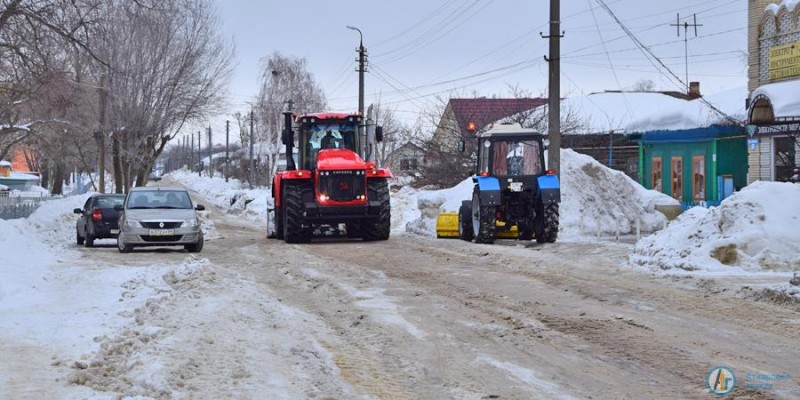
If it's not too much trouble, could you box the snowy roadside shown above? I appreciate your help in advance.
[393,149,677,240]
[0,195,185,398]
[628,181,800,302]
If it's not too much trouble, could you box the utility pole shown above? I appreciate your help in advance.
[249,109,255,189]
[225,120,230,182]
[207,126,213,177]
[96,73,107,193]
[542,0,564,174]
[348,25,367,156]
[197,130,201,177]
[670,13,702,94]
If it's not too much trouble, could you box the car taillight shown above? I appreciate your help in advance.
[91,209,103,222]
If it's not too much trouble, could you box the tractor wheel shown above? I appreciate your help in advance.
[283,182,312,243]
[458,200,474,241]
[269,201,284,240]
[471,191,496,244]
[535,201,559,243]
[362,179,390,241]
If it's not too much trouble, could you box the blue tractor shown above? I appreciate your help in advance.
[458,123,561,244]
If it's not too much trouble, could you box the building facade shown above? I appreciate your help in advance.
[747,0,800,183]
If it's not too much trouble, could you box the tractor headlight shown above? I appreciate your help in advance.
[184,218,198,227]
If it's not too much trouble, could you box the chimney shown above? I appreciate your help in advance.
[688,81,701,99]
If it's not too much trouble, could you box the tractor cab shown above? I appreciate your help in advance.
[477,130,546,178]
[296,113,362,171]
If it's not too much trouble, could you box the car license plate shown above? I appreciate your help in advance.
[110,229,119,234]
[149,229,174,236]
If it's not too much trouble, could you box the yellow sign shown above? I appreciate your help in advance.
[769,42,800,80]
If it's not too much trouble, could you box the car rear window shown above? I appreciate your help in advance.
[96,197,125,208]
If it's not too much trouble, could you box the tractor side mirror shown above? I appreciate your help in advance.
[458,140,465,153]
[375,126,384,142]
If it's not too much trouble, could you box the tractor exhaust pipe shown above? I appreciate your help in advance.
[282,103,296,171]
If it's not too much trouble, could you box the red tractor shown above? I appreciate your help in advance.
[270,109,393,243]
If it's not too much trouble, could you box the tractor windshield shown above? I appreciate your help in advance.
[490,139,543,176]
[301,123,358,170]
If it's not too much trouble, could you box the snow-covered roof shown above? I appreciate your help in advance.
[766,0,800,14]
[0,160,11,167]
[6,172,40,181]
[626,87,747,132]
[750,79,800,119]
[563,88,746,134]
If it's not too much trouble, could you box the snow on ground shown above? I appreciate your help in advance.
[393,149,677,239]
[167,169,270,223]
[629,181,800,299]
[0,194,183,398]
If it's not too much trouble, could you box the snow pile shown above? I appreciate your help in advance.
[166,169,269,222]
[559,149,676,237]
[630,181,800,273]
[395,149,676,238]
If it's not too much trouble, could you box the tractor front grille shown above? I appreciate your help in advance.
[318,170,366,202]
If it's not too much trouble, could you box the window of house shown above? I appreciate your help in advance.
[651,157,662,192]
[774,136,796,182]
[671,156,683,201]
[692,156,705,202]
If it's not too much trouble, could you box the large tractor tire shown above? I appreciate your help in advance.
[270,201,284,240]
[362,179,390,241]
[535,201,559,243]
[471,191,496,244]
[458,200,474,241]
[283,182,313,243]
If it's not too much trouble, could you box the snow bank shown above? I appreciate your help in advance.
[395,149,675,238]
[630,181,800,273]
[166,169,269,222]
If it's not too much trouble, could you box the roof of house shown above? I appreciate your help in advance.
[448,98,547,135]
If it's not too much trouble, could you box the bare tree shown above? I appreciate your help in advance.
[255,52,326,180]
[99,0,234,192]
[371,99,408,167]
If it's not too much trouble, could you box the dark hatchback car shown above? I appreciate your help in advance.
[74,194,126,247]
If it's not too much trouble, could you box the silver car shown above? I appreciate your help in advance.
[116,187,205,253]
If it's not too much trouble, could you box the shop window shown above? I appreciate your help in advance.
[774,136,796,182]
[651,157,662,192]
[692,156,705,201]
[671,156,683,201]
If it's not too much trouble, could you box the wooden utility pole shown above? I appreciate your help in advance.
[543,0,563,174]
[207,126,213,177]
[197,130,201,177]
[249,109,255,188]
[97,73,107,193]
[225,120,230,182]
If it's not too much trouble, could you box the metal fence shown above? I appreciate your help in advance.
[0,191,48,219]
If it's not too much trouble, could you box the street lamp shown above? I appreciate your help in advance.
[347,25,366,155]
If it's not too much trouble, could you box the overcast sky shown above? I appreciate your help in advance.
[206,0,746,137]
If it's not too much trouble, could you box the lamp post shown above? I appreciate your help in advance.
[347,25,366,156]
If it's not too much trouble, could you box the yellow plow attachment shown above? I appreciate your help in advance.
[435,212,460,238]
[436,212,519,239]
